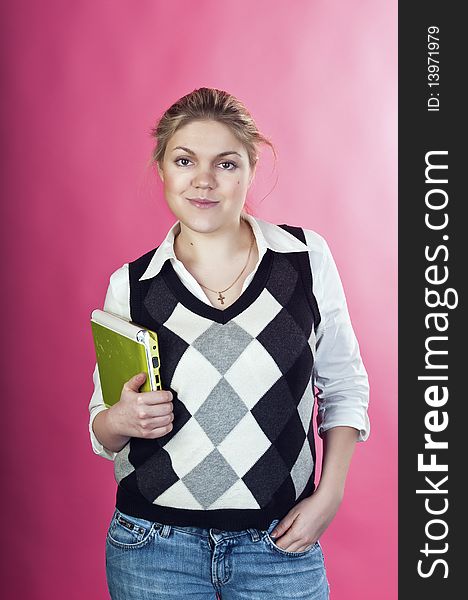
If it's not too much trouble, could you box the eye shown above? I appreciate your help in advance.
[174,157,193,167]
[219,161,238,171]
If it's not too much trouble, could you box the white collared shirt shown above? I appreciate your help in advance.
[89,213,370,460]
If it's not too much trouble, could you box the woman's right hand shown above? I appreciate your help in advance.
[106,372,174,440]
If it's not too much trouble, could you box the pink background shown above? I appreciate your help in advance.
[1,1,397,598]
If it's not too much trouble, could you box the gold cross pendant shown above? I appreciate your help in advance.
[217,291,226,305]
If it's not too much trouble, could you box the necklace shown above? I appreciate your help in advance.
[197,226,255,305]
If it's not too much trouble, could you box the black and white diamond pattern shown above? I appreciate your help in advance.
[117,250,318,514]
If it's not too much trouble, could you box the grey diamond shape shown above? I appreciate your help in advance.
[192,321,253,374]
[195,378,248,445]
[182,448,239,508]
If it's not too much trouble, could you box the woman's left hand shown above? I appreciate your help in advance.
[269,487,343,552]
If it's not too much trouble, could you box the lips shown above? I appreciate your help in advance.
[187,197,218,203]
[186,197,219,208]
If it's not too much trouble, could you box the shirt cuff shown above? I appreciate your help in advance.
[89,407,117,461]
[317,406,371,442]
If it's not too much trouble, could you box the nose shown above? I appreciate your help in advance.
[191,167,216,189]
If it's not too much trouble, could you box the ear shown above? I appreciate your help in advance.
[157,162,164,182]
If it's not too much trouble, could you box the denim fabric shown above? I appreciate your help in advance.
[106,508,330,599]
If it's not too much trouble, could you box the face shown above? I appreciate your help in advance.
[157,119,256,234]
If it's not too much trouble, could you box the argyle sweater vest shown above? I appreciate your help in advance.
[114,224,322,531]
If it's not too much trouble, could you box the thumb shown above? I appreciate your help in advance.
[270,515,294,539]
[124,372,146,392]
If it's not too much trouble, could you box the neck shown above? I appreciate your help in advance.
[174,215,253,267]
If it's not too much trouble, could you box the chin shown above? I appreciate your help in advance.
[183,216,225,234]
[168,197,242,231]
[170,206,217,230]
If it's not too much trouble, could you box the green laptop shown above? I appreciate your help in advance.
[90,309,162,407]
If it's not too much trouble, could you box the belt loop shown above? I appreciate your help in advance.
[158,523,172,538]
[248,527,261,542]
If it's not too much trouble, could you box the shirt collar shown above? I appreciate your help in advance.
[138,212,309,281]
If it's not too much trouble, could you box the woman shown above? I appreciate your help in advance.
[89,87,370,600]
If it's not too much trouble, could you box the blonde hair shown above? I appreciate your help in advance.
[149,87,277,215]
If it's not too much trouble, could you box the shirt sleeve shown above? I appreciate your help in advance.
[88,263,131,460]
[304,231,370,442]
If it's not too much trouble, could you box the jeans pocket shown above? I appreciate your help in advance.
[263,528,321,557]
[106,509,159,549]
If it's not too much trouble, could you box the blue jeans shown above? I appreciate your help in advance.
[105,508,330,599]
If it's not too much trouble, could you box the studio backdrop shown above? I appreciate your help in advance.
[1,1,396,598]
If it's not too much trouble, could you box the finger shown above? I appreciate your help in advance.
[273,534,312,552]
[123,372,147,392]
[138,407,174,424]
[294,540,315,552]
[142,421,174,438]
[270,515,294,539]
[286,537,314,552]
[135,390,173,405]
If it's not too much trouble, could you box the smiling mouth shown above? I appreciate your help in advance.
[187,197,218,203]
[186,197,219,208]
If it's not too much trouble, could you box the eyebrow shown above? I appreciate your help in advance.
[171,146,243,159]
